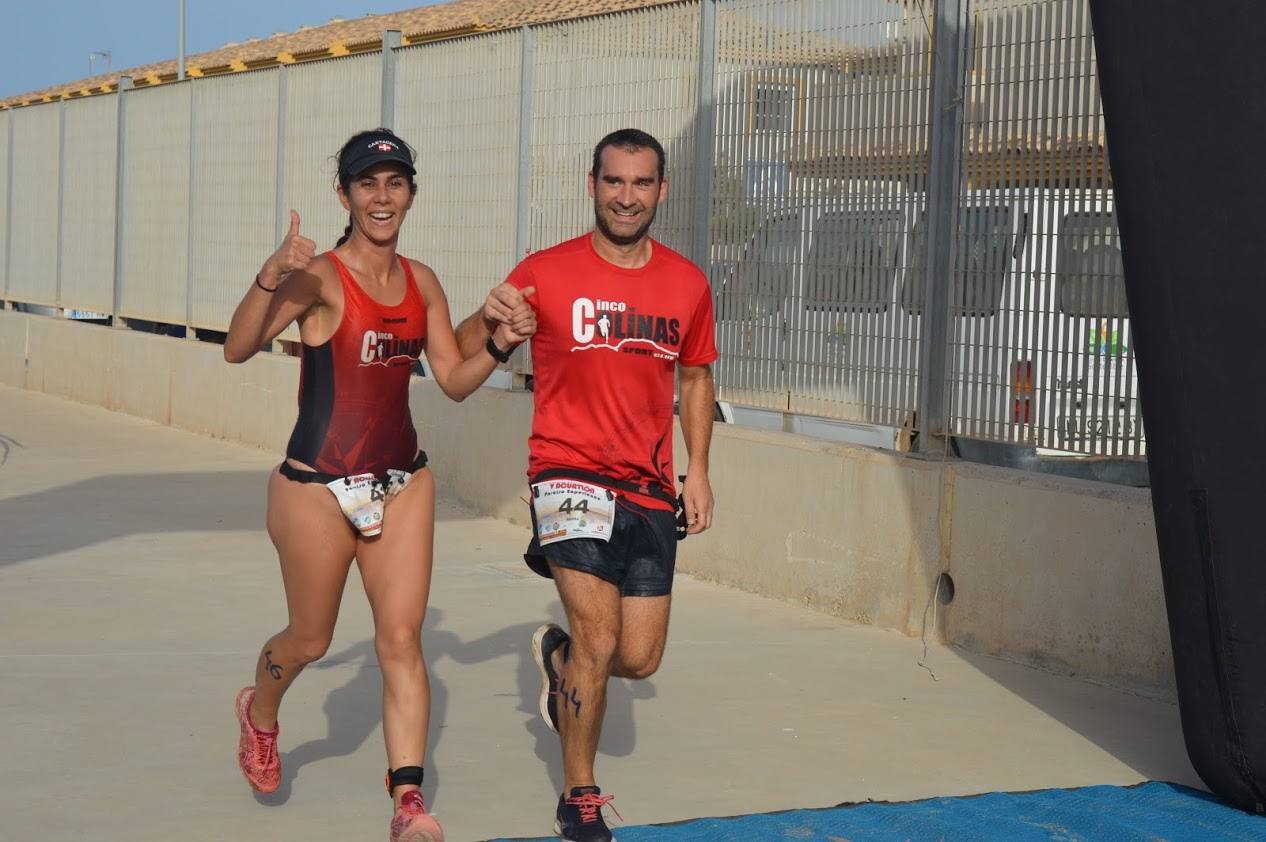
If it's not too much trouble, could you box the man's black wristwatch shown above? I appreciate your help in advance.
[485,335,514,364]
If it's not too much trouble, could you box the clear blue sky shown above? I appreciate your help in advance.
[2,0,445,100]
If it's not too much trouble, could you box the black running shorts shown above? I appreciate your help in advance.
[525,497,677,597]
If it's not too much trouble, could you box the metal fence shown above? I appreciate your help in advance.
[0,0,1136,458]
[712,0,933,426]
[396,32,522,324]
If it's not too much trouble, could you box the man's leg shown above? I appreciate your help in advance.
[549,563,622,792]
[612,595,671,679]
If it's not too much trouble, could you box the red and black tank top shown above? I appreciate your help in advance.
[285,252,427,476]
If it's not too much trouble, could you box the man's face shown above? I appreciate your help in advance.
[588,145,668,247]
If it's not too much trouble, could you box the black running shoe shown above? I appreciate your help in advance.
[532,623,569,734]
[555,785,619,842]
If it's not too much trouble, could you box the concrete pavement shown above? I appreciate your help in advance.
[0,385,1200,841]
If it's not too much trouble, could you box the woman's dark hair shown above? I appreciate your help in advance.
[333,128,418,248]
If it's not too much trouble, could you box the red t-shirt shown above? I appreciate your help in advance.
[508,234,717,510]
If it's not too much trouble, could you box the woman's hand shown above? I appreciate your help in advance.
[482,283,536,334]
[492,314,533,352]
[260,210,317,287]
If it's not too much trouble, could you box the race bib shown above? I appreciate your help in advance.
[327,473,387,536]
[531,478,616,546]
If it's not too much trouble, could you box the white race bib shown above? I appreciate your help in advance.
[531,478,616,546]
[326,472,387,536]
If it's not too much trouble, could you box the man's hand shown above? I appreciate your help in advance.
[482,283,535,334]
[681,472,714,535]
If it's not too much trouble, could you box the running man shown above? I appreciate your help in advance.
[458,128,717,841]
[223,128,534,842]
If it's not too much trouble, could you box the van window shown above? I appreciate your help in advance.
[1057,212,1128,318]
[806,210,903,313]
[900,205,1013,316]
[723,211,802,319]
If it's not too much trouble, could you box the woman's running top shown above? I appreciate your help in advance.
[285,252,427,476]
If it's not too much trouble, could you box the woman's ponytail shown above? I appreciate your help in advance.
[334,214,353,248]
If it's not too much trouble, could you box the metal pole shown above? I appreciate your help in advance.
[262,65,289,354]
[185,83,196,337]
[514,26,535,264]
[381,30,402,129]
[55,99,67,315]
[111,76,133,327]
[178,0,186,81]
[3,110,14,308]
[511,26,536,386]
[692,0,717,272]
[275,66,288,246]
[915,0,966,453]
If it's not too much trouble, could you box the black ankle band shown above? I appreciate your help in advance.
[385,765,424,795]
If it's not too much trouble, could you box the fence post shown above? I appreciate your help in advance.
[381,30,402,130]
[915,0,967,453]
[692,0,717,272]
[275,67,288,247]
[111,76,134,328]
[511,26,536,387]
[514,26,535,266]
[3,109,14,309]
[55,99,67,315]
[185,82,197,338]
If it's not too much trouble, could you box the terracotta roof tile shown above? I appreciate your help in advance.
[2,0,682,108]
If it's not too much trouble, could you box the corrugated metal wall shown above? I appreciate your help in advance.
[119,83,191,324]
[189,69,280,331]
[0,110,10,297]
[528,3,699,256]
[59,95,117,315]
[396,31,522,322]
[281,54,382,258]
[7,102,61,306]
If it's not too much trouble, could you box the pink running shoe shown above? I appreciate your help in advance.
[235,686,281,793]
[390,790,445,842]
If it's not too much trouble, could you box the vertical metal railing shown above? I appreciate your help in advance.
[946,0,1138,456]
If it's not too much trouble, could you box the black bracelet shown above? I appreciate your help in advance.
[255,274,278,293]
[485,335,513,364]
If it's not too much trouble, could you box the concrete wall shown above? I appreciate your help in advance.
[0,309,1173,694]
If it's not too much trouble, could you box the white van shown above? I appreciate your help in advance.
[712,187,1143,457]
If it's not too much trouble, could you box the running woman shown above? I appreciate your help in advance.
[459,128,717,842]
[223,128,535,842]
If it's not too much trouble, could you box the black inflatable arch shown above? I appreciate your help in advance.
[1088,0,1266,813]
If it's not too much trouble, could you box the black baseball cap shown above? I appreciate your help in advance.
[339,131,416,180]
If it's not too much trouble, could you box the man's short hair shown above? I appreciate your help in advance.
[591,129,667,182]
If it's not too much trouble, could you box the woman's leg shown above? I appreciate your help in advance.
[355,468,437,808]
[249,467,358,728]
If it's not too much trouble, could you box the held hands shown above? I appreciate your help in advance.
[483,282,537,339]
[260,210,317,287]
[492,295,536,348]
[682,472,714,535]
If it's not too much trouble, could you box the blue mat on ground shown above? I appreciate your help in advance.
[486,782,1266,841]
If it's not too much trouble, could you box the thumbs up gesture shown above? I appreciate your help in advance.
[263,210,317,282]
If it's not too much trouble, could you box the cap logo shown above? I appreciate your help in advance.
[371,140,398,152]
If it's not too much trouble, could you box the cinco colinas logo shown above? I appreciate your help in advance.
[571,297,680,360]
[360,330,423,367]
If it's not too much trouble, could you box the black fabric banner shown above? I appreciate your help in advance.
[1087,0,1266,813]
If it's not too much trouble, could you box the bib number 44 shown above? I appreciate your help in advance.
[531,479,616,546]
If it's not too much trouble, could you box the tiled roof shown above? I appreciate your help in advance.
[1,0,683,109]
